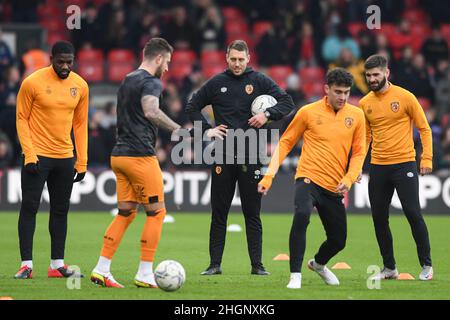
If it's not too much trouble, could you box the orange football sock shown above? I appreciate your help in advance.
[100,209,137,259]
[140,208,166,262]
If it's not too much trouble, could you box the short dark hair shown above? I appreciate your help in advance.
[51,41,74,56]
[143,38,173,60]
[364,54,388,70]
[326,68,354,87]
[227,40,249,54]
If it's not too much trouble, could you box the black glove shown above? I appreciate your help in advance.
[73,170,86,183]
[25,162,40,175]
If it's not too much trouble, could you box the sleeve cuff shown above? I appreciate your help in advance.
[420,159,433,170]
[75,163,87,173]
[24,154,38,165]
[340,176,353,190]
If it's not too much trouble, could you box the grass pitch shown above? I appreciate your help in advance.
[0,212,449,300]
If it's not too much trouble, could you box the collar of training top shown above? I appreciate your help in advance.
[225,67,253,78]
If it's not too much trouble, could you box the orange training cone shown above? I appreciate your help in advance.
[398,273,415,280]
[331,262,351,270]
[273,254,290,261]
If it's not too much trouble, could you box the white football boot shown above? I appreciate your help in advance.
[419,266,433,281]
[307,259,340,286]
[370,267,399,280]
[286,273,302,289]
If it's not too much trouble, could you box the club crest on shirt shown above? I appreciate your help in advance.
[215,166,222,175]
[367,107,372,114]
[70,87,78,98]
[345,117,354,128]
[390,101,400,112]
[245,84,253,95]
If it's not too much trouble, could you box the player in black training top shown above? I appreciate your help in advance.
[186,40,295,276]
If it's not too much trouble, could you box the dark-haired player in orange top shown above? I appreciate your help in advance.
[90,38,221,288]
[360,54,433,281]
[15,41,88,279]
[258,68,365,289]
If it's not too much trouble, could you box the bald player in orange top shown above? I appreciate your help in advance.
[258,68,365,289]
[14,41,88,280]
[359,54,433,281]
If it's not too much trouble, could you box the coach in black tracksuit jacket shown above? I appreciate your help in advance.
[186,40,294,275]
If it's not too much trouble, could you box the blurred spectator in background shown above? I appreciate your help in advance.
[11,0,38,23]
[99,101,117,159]
[129,8,161,55]
[390,19,413,59]
[163,6,197,51]
[0,29,13,75]
[396,53,433,101]
[197,5,225,52]
[285,73,305,107]
[0,64,21,162]
[439,127,450,169]
[88,110,109,168]
[329,47,367,95]
[21,40,50,79]
[290,21,319,69]
[358,30,377,60]
[104,9,130,51]
[421,26,449,70]
[322,25,360,64]
[72,1,101,51]
[424,108,444,169]
[256,20,290,68]
[435,67,450,119]
[180,63,205,104]
[0,131,13,169]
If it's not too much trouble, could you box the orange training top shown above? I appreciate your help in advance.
[16,66,89,172]
[262,97,366,193]
[359,83,432,168]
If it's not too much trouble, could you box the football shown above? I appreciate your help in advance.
[251,94,277,116]
[154,260,186,292]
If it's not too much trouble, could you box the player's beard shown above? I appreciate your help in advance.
[154,65,164,78]
[370,76,387,92]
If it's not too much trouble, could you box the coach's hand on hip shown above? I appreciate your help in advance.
[25,162,40,175]
[206,124,228,140]
[248,113,268,128]
[73,170,86,183]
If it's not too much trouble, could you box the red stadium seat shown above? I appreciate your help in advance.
[403,9,426,23]
[222,7,244,22]
[418,97,431,111]
[37,5,62,19]
[77,48,104,62]
[303,82,324,100]
[166,64,192,81]
[441,24,450,39]
[77,62,103,83]
[40,19,65,32]
[253,21,273,41]
[107,49,135,63]
[347,23,366,38]
[172,50,197,65]
[225,21,249,35]
[267,65,293,90]
[441,114,450,127]
[63,0,87,8]
[299,67,325,82]
[201,50,225,66]
[47,31,69,46]
[108,63,135,82]
[202,65,226,80]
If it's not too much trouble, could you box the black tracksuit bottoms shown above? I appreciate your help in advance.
[18,156,75,261]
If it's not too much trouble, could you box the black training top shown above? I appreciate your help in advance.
[111,69,162,157]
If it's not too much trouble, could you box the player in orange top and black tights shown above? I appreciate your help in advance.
[14,41,89,279]
[359,55,433,281]
[258,68,366,289]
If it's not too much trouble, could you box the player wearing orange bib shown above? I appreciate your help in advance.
[258,68,365,289]
[359,54,433,281]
